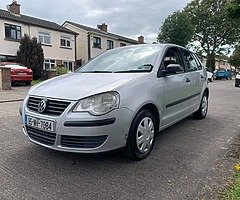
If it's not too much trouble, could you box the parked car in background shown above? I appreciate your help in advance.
[0,63,33,85]
[20,44,209,160]
[206,68,213,82]
[235,73,240,87]
[215,69,232,80]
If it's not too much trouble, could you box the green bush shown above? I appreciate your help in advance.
[54,65,68,75]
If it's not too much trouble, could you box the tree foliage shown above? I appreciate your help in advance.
[17,34,44,80]
[226,0,240,19]
[157,11,194,47]
[184,0,240,70]
[229,46,240,69]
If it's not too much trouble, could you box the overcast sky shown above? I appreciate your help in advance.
[1,0,191,43]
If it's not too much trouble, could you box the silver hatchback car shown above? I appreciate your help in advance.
[20,44,209,160]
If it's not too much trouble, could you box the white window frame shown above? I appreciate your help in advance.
[107,40,114,50]
[60,35,71,48]
[44,59,55,70]
[93,36,101,48]
[63,61,74,72]
[39,32,51,45]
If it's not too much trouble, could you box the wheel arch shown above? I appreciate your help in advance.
[134,103,160,131]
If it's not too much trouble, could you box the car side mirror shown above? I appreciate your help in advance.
[162,64,184,76]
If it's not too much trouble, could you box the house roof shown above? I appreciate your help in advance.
[0,9,77,35]
[64,21,139,44]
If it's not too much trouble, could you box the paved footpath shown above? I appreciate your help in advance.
[0,86,30,103]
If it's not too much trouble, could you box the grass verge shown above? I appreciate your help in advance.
[31,79,43,85]
[221,172,240,199]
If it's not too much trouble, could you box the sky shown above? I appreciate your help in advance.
[1,0,192,43]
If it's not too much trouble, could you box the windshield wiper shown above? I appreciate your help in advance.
[114,70,151,73]
[80,71,114,73]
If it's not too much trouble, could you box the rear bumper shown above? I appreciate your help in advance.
[11,75,32,82]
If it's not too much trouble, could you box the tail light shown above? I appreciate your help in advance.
[27,69,33,75]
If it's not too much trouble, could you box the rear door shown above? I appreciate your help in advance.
[180,49,204,109]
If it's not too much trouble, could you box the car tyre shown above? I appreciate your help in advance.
[193,92,208,119]
[25,81,32,86]
[126,110,157,160]
[210,76,213,82]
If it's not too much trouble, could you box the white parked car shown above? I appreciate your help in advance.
[206,68,213,82]
[20,44,209,160]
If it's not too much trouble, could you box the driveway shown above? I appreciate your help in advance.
[0,85,30,102]
[0,80,239,199]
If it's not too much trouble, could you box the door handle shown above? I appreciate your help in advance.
[186,78,191,83]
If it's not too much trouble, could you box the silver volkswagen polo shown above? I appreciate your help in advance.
[20,44,209,160]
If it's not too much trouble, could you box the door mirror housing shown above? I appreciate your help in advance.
[162,64,184,76]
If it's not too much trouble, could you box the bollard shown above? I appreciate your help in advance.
[0,67,11,90]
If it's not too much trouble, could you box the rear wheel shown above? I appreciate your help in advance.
[193,92,208,119]
[210,76,213,82]
[126,110,157,160]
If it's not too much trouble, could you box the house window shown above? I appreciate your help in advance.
[5,23,21,40]
[93,37,101,48]
[44,60,55,70]
[63,61,73,71]
[39,32,51,45]
[107,40,114,50]
[60,35,71,48]
[120,43,126,47]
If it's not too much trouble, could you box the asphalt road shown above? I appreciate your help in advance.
[1,80,240,200]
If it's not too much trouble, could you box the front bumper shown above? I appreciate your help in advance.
[21,97,134,153]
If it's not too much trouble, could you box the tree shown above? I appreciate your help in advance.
[184,0,240,71]
[229,46,240,70]
[157,11,194,47]
[17,34,44,80]
[226,0,240,19]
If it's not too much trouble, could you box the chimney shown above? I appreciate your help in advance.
[97,23,108,32]
[138,35,144,44]
[8,0,21,15]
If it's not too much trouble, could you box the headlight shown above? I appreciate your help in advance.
[73,92,120,115]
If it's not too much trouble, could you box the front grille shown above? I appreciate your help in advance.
[26,126,56,146]
[27,97,71,116]
[61,135,108,148]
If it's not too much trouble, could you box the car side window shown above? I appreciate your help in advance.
[181,50,200,72]
[162,48,182,69]
[192,54,203,70]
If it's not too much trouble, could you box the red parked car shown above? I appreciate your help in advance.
[0,62,33,85]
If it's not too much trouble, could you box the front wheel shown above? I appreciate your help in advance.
[126,110,157,160]
[193,92,208,119]
[210,76,213,82]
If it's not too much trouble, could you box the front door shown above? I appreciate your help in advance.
[160,47,193,127]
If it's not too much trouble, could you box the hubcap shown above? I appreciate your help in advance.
[136,117,155,153]
[201,96,208,116]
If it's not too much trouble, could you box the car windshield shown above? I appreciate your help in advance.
[77,46,162,73]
